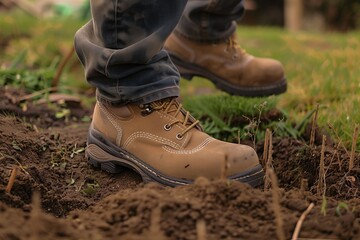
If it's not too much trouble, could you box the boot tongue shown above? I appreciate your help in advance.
[150,98,182,119]
[151,98,201,130]
[150,97,172,108]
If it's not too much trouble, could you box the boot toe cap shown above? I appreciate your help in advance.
[225,144,260,176]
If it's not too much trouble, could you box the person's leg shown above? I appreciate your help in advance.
[75,0,187,105]
[176,0,245,42]
[76,0,264,187]
[165,0,287,97]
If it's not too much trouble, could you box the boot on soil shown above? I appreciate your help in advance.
[86,98,264,187]
[164,33,287,97]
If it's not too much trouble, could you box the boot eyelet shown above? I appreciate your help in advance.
[232,55,239,60]
[176,133,184,140]
[164,124,172,131]
[224,48,229,53]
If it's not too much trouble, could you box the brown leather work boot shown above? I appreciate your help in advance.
[86,98,264,187]
[164,33,287,97]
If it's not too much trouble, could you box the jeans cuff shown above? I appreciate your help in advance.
[96,86,180,106]
[174,22,237,43]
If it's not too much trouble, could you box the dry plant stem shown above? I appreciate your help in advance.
[0,152,29,175]
[220,155,229,180]
[267,131,273,169]
[15,86,75,103]
[324,141,341,176]
[5,167,18,193]
[237,129,241,144]
[149,206,165,238]
[52,47,75,88]
[196,220,207,240]
[268,168,286,240]
[317,135,326,196]
[291,203,315,240]
[327,122,349,156]
[263,129,270,164]
[30,191,42,240]
[310,104,319,148]
[264,131,273,191]
[349,124,359,171]
[300,179,308,195]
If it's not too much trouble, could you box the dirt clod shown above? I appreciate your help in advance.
[0,87,360,240]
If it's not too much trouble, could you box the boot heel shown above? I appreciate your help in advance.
[87,155,100,168]
[87,155,124,174]
[181,73,194,80]
[86,144,125,174]
[100,162,124,174]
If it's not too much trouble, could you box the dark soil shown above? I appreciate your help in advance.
[0,87,360,240]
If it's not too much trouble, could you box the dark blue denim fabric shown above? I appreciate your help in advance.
[176,0,244,42]
[74,0,243,105]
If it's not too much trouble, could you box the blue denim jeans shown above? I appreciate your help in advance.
[74,0,244,105]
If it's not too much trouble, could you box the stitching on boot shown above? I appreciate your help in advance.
[98,103,123,146]
[163,137,215,155]
[123,131,181,150]
[155,111,185,131]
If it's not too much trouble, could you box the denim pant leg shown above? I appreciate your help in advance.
[74,0,188,105]
[175,0,245,42]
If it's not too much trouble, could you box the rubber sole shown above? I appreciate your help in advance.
[169,53,287,97]
[86,128,264,187]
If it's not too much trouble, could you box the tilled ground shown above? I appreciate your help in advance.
[0,87,359,240]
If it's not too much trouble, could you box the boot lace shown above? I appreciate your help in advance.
[225,35,246,60]
[140,98,200,139]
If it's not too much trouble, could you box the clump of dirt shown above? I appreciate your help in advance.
[271,137,360,200]
[0,87,91,128]
[70,180,360,240]
[0,201,93,240]
[0,116,141,217]
[1,86,360,239]
[1,180,360,240]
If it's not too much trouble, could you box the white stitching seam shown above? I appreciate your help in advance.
[124,132,181,150]
[155,111,185,131]
[98,103,123,146]
[163,137,215,155]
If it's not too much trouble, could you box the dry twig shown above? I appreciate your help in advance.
[196,220,207,240]
[349,124,359,171]
[16,86,74,103]
[291,203,315,240]
[268,168,286,240]
[5,167,18,193]
[327,122,349,156]
[0,152,29,175]
[300,179,308,195]
[220,155,229,180]
[149,206,163,236]
[264,130,273,191]
[52,47,75,88]
[267,130,273,169]
[310,104,319,148]
[30,191,42,240]
[263,128,271,164]
[317,135,326,195]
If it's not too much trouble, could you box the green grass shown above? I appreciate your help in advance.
[0,11,90,104]
[183,94,279,143]
[0,11,359,150]
[181,27,360,149]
